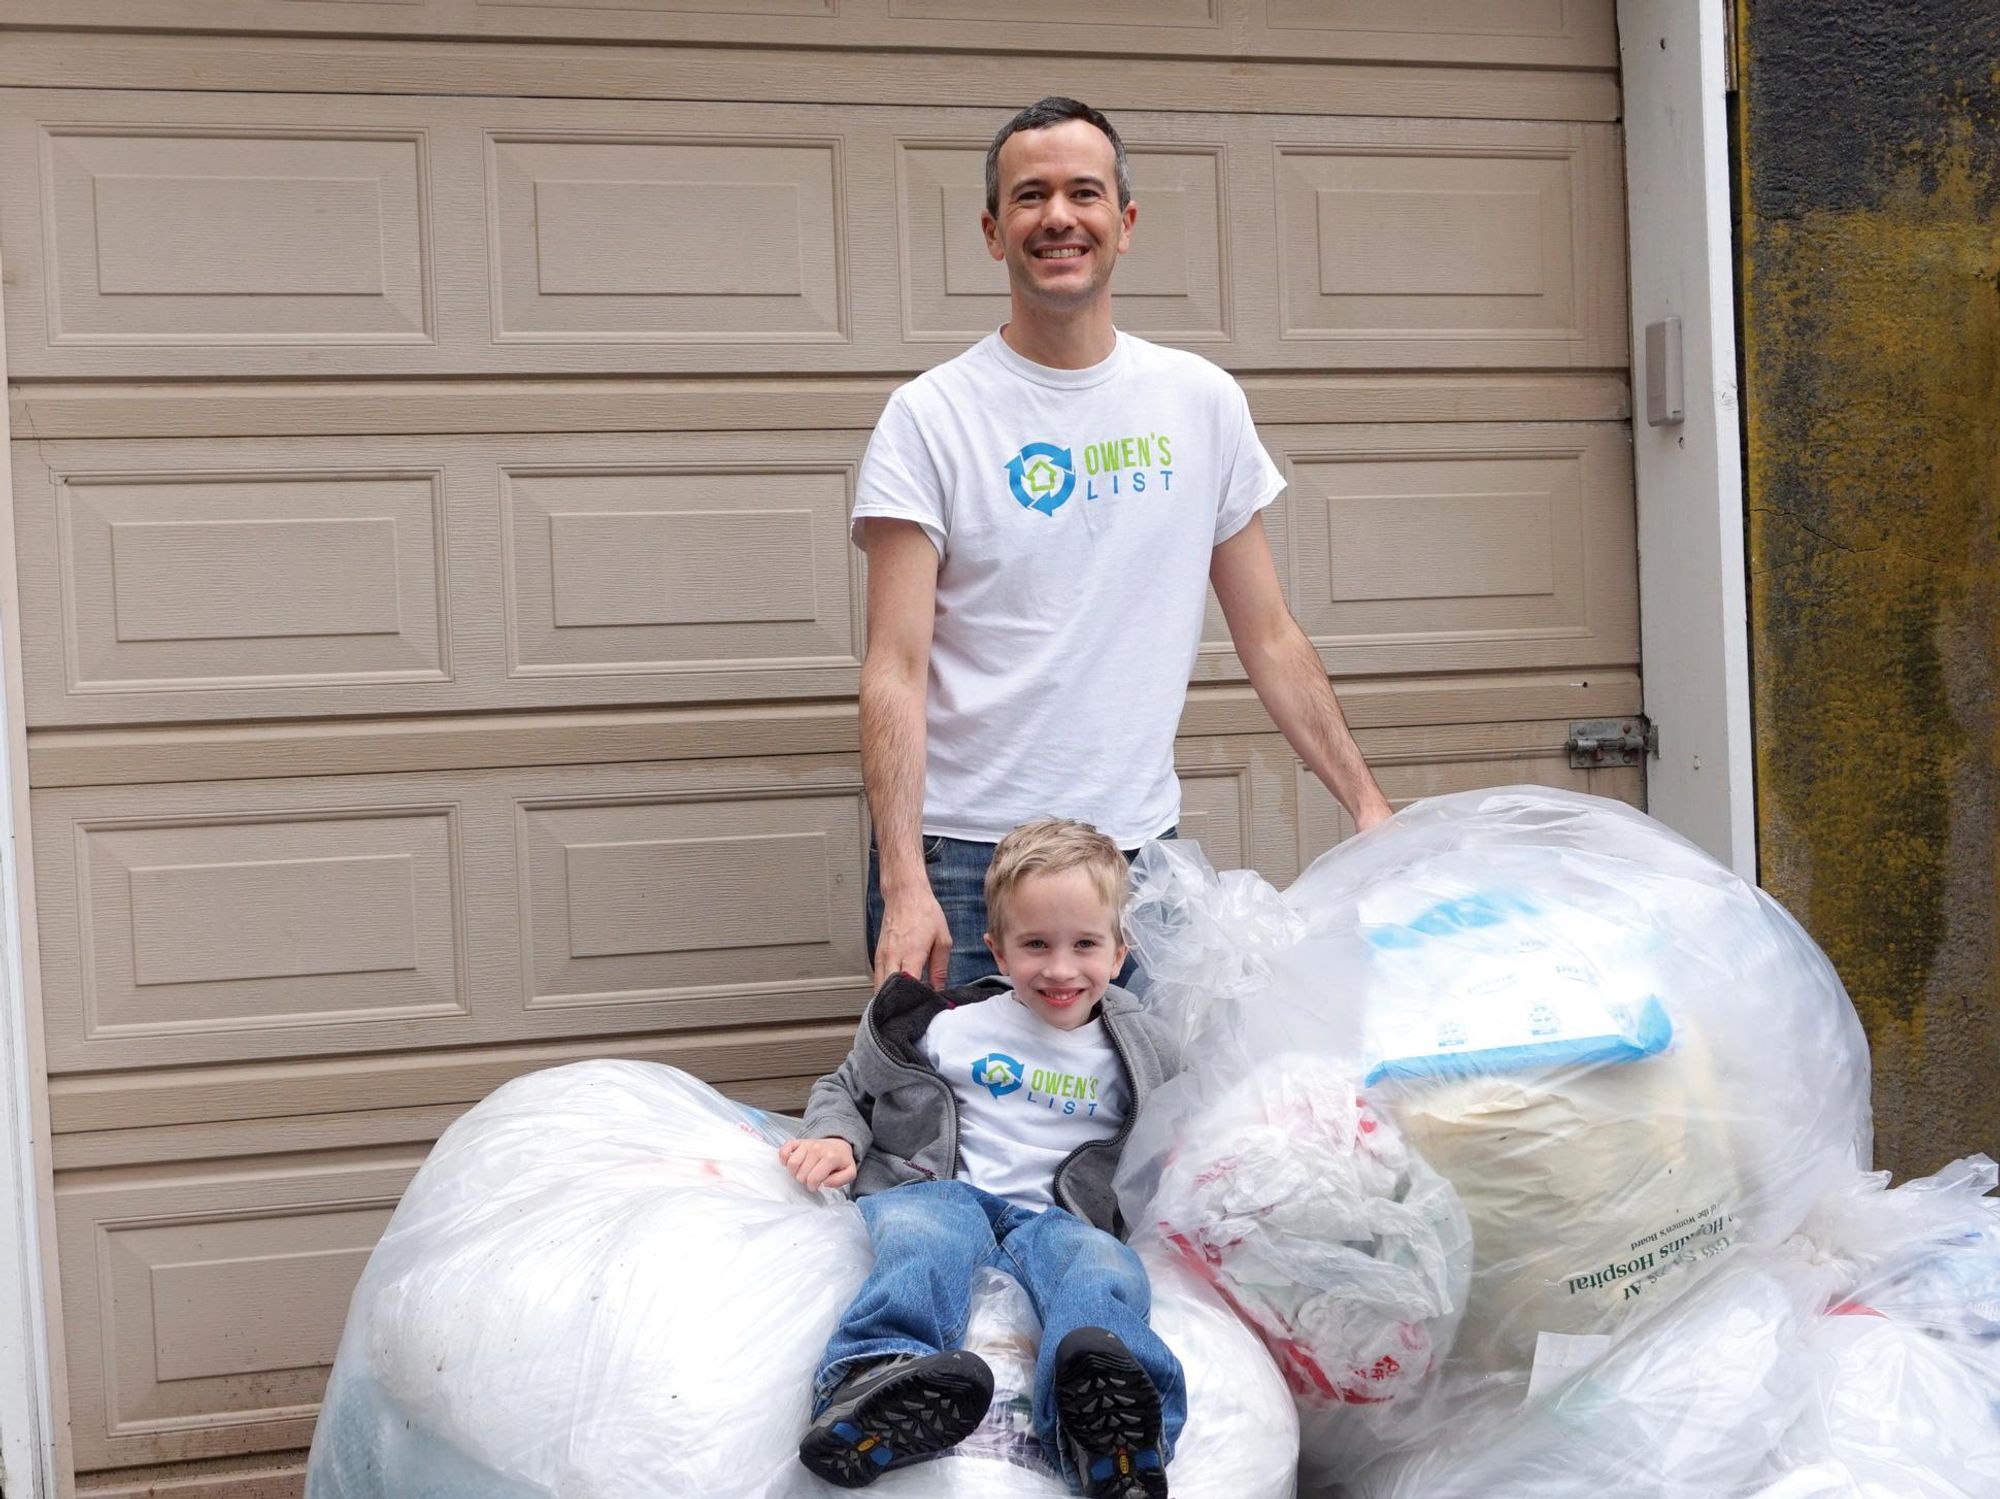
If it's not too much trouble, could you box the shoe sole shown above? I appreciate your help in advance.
[1055,1342,1168,1499]
[798,1350,993,1489]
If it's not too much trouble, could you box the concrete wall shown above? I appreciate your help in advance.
[1737,0,2000,1174]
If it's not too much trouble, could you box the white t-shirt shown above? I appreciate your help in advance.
[921,992,1129,1213]
[852,330,1285,846]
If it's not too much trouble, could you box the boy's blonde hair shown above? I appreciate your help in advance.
[984,817,1128,943]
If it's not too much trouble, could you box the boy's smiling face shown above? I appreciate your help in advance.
[985,866,1128,1031]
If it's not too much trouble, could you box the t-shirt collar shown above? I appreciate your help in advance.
[985,327,1128,391]
[998,985,1109,1046]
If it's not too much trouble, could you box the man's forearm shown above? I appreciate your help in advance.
[859,662,932,895]
[1244,619,1392,828]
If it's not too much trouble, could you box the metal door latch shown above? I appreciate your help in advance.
[1568,718,1657,768]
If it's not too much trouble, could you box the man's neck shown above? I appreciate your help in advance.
[999,302,1118,370]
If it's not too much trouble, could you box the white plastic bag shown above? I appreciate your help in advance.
[1120,787,1874,1481]
[306,1060,1298,1499]
[1769,1156,2000,1498]
[1346,1242,1845,1499]
[1349,1157,2000,1499]
[1141,1056,1470,1467]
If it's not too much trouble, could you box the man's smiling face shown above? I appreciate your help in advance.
[982,118,1136,315]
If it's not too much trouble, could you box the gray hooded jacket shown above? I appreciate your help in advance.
[801,973,1182,1237]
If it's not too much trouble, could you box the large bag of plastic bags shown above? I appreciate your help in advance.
[1144,1059,1471,1438]
[1116,786,1873,1482]
[1348,1237,1844,1498]
[1763,1155,2000,1498]
[305,1059,1298,1499]
[1349,1156,2000,1499]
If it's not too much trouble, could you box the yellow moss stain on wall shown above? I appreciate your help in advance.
[1742,130,2000,1167]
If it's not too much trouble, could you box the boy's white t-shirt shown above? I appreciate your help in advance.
[851,330,1285,847]
[920,993,1129,1213]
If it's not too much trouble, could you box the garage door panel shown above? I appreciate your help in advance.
[34,756,871,1071]
[0,0,1616,70]
[503,457,861,680]
[488,131,848,344]
[47,466,450,701]
[79,810,466,1038]
[57,1151,420,1470]
[1257,421,1637,676]
[39,124,433,349]
[1197,421,1635,679]
[518,788,869,1018]
[16,431,866,725]
[1271,123,1624,365]
[5,94,1621,377]
[35,795,488,1071]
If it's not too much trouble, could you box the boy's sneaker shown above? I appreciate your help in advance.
[798,1349,994,1488]
[1053,1327,1170,1499]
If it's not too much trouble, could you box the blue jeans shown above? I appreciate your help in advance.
[814,1180,1187,1486]
[865,832,1172,990]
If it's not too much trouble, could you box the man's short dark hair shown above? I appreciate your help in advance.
[984,96,1132,219]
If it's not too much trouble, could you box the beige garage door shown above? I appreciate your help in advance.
[0,5,1638,1493]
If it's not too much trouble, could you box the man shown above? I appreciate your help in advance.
[857,96,1392,989]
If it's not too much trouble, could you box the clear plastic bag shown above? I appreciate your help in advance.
[1768,1156,2000,1498]
[306,1059,1299,1499]
[1140,1057,1471,1470]
[1346,1241,1847,1499]
[1118,787,1874,1483]
[1349,1157,2000,1499]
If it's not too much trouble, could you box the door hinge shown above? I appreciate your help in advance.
[1568,717,1658,769]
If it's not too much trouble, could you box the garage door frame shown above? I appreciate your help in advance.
[1620,0,1757,876]
[0,280,60,1498]
[0,3,1749,1492]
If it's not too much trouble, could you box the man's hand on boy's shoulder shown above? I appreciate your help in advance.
[779,1135,858,1191]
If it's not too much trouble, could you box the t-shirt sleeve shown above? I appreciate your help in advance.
[851,388,949,558]
[1213,378,1286,545]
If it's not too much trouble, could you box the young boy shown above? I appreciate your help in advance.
[781,818,1185,1499]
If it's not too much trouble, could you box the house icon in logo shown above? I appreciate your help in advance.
[971,1051,1024,1098]
[1006,442,1076,516]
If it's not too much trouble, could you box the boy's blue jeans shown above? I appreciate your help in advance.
[814,1180,1187,1486]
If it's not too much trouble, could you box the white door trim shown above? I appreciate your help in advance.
[0,253,57,1497]
[1618,0,1758,875]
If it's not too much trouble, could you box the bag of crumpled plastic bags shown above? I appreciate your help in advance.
[1115,786,1873,1483]
[1347,1155,2000,1499]
[304,1059,1298,1499]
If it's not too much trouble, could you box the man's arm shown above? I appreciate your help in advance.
[858,518,955,985]
[1211,513,1394,832]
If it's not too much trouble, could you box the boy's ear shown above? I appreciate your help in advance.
[983,931,1006,972]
